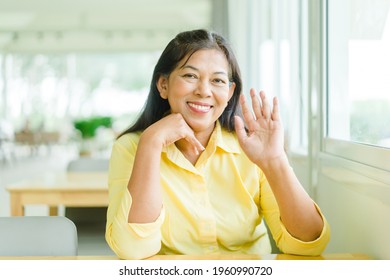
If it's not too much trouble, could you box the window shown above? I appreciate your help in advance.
[325,0,390,171]
[1,52,159,133]
[327,0,390,148]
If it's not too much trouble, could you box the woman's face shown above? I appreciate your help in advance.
[157,49,235,135]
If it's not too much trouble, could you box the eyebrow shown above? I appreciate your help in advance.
[181,65,228,76]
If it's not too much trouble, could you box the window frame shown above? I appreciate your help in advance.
[322,0,390,174]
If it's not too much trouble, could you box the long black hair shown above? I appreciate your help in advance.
[119,29,242,137]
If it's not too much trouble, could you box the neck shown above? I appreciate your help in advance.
[175,124,215,165]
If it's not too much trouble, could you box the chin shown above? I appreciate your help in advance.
[187,121,215,133]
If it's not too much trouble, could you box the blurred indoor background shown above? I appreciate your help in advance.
[1,0,390,259]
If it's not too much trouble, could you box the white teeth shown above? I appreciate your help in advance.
[188,103,211,111]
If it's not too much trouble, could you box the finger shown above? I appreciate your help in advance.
[239,94,255,130]
[271,96,280,121]
[171,113,205,154]
[260,91,271,120]
[250,88,262,120]
[184,134,205,155]
[234,116,247,146]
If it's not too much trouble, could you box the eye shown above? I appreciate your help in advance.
[212,78,228,85]
[214,78,225,83]
[182,73,197,79]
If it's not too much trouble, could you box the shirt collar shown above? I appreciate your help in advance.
[213,121,241,154]
[161,121,241,155]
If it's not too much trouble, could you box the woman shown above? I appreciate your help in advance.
[105,29,330,260]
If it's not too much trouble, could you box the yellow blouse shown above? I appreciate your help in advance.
[105,122,330,259]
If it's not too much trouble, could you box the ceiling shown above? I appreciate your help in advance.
[0,0,212,52]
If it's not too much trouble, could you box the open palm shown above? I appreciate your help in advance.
[234,89,285,169]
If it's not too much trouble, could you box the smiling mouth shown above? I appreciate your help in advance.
[187,102,213,112]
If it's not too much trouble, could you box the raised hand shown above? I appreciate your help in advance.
[234,89,286,169]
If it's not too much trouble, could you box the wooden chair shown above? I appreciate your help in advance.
[65,158,109,224]
[65,157,113,255]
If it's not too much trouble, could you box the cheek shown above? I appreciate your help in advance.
[216,92,231,108]
[173,78,194,90]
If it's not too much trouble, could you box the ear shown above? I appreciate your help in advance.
[157,76,168,99]
[228,82,236,101]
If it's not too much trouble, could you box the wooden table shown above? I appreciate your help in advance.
[0,253,371,260]
[6,172,108,216]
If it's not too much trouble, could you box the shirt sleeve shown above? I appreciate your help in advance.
[105,135,165,259]
[259,170,331,256]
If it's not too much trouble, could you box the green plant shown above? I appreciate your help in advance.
[73,116,112,139]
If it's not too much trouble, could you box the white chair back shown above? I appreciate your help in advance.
[0,216,78,256]
[67,158,109,172]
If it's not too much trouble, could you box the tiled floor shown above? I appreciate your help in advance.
[0,145,115,256]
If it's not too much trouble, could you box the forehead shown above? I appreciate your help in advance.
[178,49,230,71]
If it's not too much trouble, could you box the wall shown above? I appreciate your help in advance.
[317,158,390,259]
[290,151,390,260]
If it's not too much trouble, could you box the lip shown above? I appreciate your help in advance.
[187,101,213,113]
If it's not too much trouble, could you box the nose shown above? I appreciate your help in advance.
[195,79,212,97]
